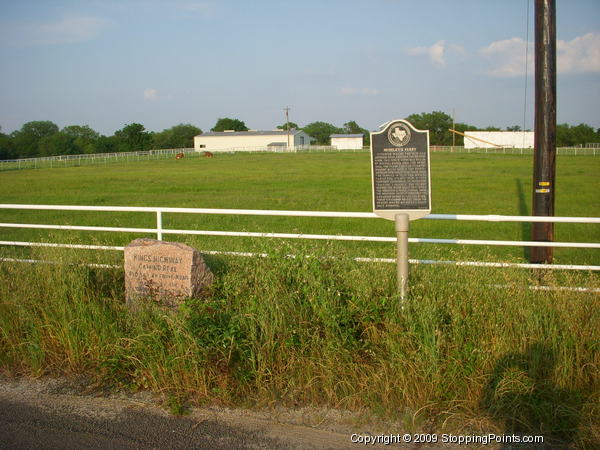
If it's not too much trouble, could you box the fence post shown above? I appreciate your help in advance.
[395,213,410,301]
[156,211,163,240]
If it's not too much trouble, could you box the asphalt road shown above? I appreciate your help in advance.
[0,398,283,449]
[1,377,556,449]
[0,378,379,450]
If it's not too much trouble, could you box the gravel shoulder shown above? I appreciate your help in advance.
[1,376,560,449]
[0,376,420,449]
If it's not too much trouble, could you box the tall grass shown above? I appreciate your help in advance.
[1,243,598,447]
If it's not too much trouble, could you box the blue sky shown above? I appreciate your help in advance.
[1,0,599,135]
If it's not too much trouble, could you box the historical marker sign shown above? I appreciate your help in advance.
[370,119,431,220]
[124,238,213,309]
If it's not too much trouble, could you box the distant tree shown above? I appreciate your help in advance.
[62,125,100,141]
[343,120,370,145]
[94,135,118,153]
[405,111,453,145]
[570,123,599,146]
[11,120,59,157]
[556,123,572,146]
[62,125,100,154]
[302,121,343,145]
[113,123,152,152]
[211,118,249,132]
[38,132,77,156]
[506,125,522,131]
[483,126,501,131]
[277,122,299,131]
[0,127,16,159]
[153,123,202,149]
[556,123,600,147]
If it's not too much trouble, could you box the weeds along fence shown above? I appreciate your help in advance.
[1,204,599,273]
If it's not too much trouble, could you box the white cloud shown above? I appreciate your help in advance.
[143,89,159,100]
[558,32,600,74]
[407,40,447,67]
[407,40,465,67]
[143,88,172,101]
[4,16,112,47]
[340,87,379,96]
[480,37,531,77]
[481,32,600,77]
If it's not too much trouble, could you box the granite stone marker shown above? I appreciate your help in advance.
[370,119,431,220]
[124,238,213,308]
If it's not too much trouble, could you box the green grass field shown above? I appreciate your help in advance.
[1,151,599,265]
[1,151,599,447]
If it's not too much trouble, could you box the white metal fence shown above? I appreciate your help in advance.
[1,204,599,272]
[2,145,597,172]
[0,146,368,171]
[0,148,197,171]
[430,146,599,155]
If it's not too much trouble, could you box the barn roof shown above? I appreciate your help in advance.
[197,129,304,137]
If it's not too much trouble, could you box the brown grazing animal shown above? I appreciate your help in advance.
[175,153,185,160]
[204,151,214,158]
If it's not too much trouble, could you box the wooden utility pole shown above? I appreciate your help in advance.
[284,106,291,149]
[531,0,556,263]
[452,109,456,149]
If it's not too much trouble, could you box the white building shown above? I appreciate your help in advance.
[193,129,315,152]
[463,131,534,149]
[330,134,364,150]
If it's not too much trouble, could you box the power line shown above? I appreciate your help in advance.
[523,0,531,149]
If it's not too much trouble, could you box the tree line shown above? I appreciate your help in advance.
[0,122,201,160]
[1,111,599,159]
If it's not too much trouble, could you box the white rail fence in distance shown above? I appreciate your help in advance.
[2,145,598,171]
